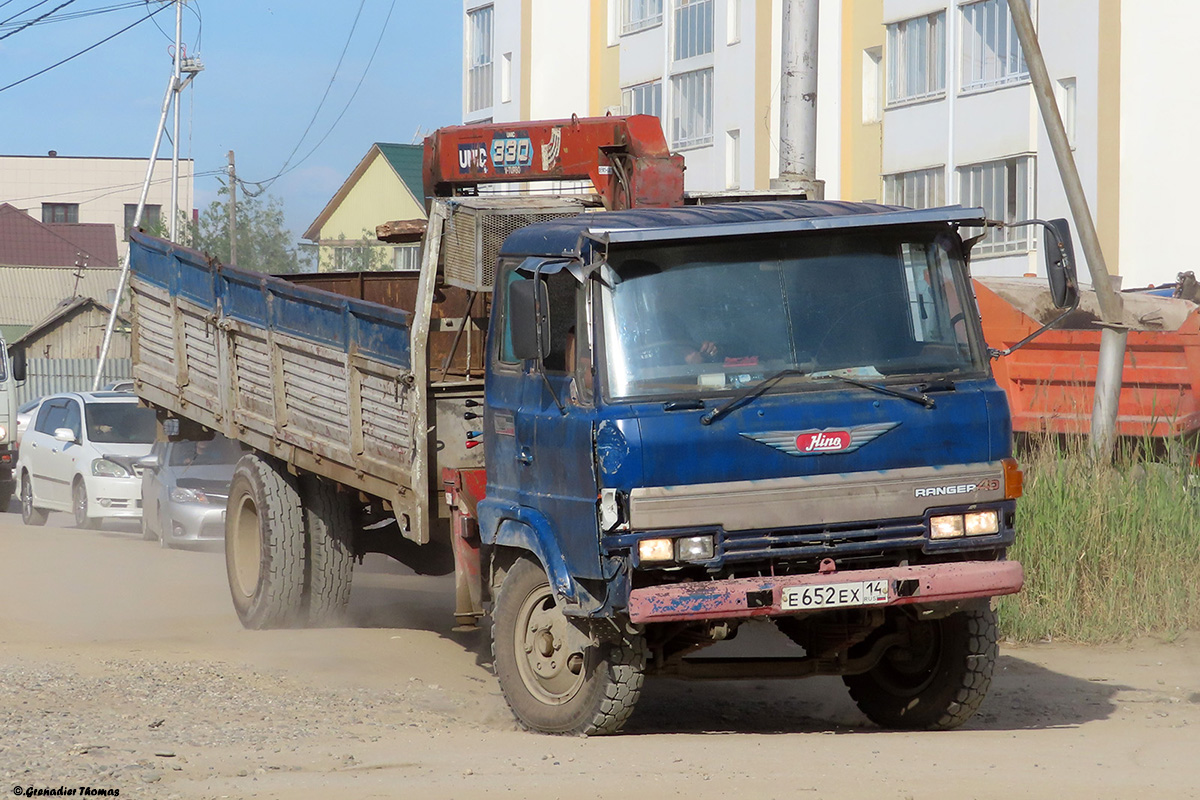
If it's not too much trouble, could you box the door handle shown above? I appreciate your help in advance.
[518,447,533,466]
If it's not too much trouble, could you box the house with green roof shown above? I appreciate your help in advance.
[302,143,425,273]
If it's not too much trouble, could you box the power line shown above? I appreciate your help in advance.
[241,0,398,192]
[0,0,51,26]
[0,2,171,93]
[0,0,78,41]
[242,0,368,193]
[0,2,147,30]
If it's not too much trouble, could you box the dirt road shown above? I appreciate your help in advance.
[1,509,1197,800]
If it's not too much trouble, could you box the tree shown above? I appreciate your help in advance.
[182,186,307,274]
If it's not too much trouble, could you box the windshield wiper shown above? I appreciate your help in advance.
[823,375,936,409]
[700,369,807,425]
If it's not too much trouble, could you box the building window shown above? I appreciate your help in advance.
[886,12,946,105]
[862,47,883,124]
[958,156,1036,256]
[726,0,741,45]
[466,5,494,113]
[883,167,945,209]
[500,52,512,104]
[671,68,713,148]
[41,203,79,224]
[673,0,714,61]
[1057,76,1077,148]
[621,80,663,118]
[621,0,663,35]
[725,129,740,189]
[124,203,161,240]
[961,0,1028,92]
[393,244,420,271]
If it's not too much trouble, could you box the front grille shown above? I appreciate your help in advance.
[720,518,927,565]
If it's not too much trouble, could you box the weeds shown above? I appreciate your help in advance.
[999,434,1200,642]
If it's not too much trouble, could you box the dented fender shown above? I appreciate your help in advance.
[477,497,580,605]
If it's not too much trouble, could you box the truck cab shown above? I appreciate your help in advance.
[478,201,1025,734]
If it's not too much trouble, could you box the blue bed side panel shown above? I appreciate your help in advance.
[129,232,412,370]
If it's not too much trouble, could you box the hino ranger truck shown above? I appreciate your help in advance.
[123,116,1077,735]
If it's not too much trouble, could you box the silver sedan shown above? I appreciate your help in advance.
[139,436,241,548]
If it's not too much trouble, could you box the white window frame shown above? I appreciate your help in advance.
[621,80,663,119]
[958,155,1037,257]
[621,0,663,35]
[886,12,946,106]
[960,0,1029,93]
[393,244,421,272]
[673,0,714,61]
[670,67,714,149]
[862,46,883,124]
[466,5,494,114]
[882,167,946,210]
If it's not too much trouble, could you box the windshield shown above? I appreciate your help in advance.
[168,436,242,467]
[598,227,984,400]
[0,345,7,383]
[85,402,157,444]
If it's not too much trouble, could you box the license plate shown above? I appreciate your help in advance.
[781,579,890,611]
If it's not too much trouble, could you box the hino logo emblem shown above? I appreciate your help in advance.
[741,423,900,456]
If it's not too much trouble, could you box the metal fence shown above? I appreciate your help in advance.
[16,358,132,405]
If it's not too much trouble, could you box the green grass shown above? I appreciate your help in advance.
[998,435,1200,643]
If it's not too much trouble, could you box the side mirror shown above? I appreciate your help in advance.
[509,279,551,362]
[1043,218,1079,309]
[10,346,25,383]
[53,428,77,444]
[137,453,162,472]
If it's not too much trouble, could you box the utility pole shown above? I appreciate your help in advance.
[1006,0,1126,458]
[227,150,238,266]
[94,0,202,390]
[772,0,824,199]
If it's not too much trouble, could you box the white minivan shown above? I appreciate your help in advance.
[17,392,156,528]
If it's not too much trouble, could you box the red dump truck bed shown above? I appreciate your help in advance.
[975,277,1200,439]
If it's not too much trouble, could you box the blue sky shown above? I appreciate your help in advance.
[0,0,463,241]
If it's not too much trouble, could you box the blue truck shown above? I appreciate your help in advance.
[127,117,1076,735]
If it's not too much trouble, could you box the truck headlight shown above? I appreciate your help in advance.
[638,538,674,562]
[964,510,1000,535]
[0,425,6,439]
[930,514,964,539]
[676,535,714,562]
[171,487,209,504]
[92,458,129,478]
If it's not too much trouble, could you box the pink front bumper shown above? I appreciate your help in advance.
[627,560,1024,624]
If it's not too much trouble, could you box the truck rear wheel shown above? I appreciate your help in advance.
[491,557,646,735]
[299,474,354,626]
[225,455,307,629]
[843,606,997,731]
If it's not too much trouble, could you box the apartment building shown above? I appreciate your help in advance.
[0,153,194,258]
[462,0,845,196]
[467,0,1200,286]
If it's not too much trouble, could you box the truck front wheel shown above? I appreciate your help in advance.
[225,455,307,629]
[491,558,646,735]
[843,606,997,731]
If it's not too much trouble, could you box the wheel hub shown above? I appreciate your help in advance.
[514,587,589,704]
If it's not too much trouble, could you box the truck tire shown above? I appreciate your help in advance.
[0,480,13,513]
[843,606,998,731]
[224,454,307,629]
[20,472,47,527]
[491,557,646,735]
[299,474,354,626]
